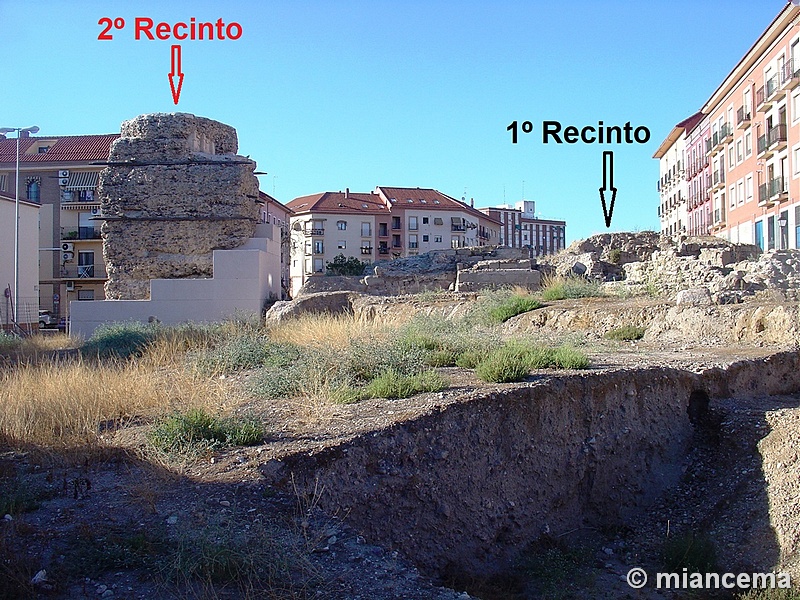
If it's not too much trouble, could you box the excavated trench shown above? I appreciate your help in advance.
[262,352,800,587]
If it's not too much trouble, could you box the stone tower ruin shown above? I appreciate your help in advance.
[99,113,260,299]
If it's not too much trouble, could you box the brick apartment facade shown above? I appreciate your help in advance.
[285,186,503,295]
[478,200,566,256]
[656,4,800,249]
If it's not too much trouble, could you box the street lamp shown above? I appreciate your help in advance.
[0,125,39,325]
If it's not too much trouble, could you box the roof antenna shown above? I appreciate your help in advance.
[522,180,525,200]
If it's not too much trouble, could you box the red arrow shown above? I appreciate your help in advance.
[168,44,184,105]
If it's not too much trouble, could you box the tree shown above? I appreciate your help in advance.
[325,254,368,276]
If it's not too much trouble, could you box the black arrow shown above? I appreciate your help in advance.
[599,150,617,228]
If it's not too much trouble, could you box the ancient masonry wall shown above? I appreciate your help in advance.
[99,113,260,299]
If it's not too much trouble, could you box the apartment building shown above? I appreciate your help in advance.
[0,132,119,321]
[685,115,712,236]
[477,200,566,255]
[654,112,704,236]
[285,186,502,295]
[657,4,800,248]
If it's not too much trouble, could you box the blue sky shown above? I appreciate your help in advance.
[0,1,786,242]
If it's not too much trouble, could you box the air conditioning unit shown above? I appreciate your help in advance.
[62,252,74,262]
[58,170,69,178]
[59,177,69,186]
[65,281,75,292]
[61,242,74,252]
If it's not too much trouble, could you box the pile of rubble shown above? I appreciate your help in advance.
[540,232,800,304]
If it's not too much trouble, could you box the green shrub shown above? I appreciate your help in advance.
[197,335,299,374]
[608,248,622,264]
[487,295,541,323]
[425,349,459,367]
[455,348,484,369]
[148,408,263,453]
[364,369,448,399]
[475,347,531,383]
[739,590,800,600]
[540,276,603,301]
[552,345,591,369]
[605,325,646,341]
[325,253,368,276]
[82,322,159,359]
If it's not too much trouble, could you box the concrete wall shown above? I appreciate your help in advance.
[69,224,281,338]
[0,196,39,326]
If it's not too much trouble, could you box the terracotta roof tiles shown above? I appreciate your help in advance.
[0,134,119,164]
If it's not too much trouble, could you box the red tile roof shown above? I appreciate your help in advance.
[376,186,501,224]
[0,134,119,164]
[286,191,390,215]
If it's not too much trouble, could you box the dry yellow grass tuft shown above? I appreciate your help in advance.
[0,348,227,448]
[268,312,401,349]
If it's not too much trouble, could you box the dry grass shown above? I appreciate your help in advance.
[0,333,79,359]
[268,313,402,349]
[0,344,229,448]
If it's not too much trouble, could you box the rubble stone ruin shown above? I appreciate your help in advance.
[99,113,260,299]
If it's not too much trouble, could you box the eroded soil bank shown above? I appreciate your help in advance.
[264,352,800,586]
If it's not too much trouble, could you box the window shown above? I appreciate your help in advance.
[379,223,388,236]
[728,146,734,171]
[361,222,371,236]
[730,186,735,209]
[313,258,324,273]
[745,131,752,156]
[422,234,429,242]
[0,174,5,191]
[337,220,347,230]
[408,216,418,230]
[422,217,429,225]
[737,140,743,163]
[313,240,324,254]
[392,216,401,230]
[408,234,418,249]
[737,180,744,206]
[433,217,443,226]
[392,235,401,248]
[434,235,442,243]
[78,251,95,278]
[337,240,346,249]
[746,174,754,203]
[451,236,461,249]
[77,290,95,301]
[38,146,50,154]
[26,180,40,202]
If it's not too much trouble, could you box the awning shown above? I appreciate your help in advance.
[66,171,99,190]
[451,217,462,224]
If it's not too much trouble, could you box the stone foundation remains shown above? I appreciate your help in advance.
[99,113,260,299]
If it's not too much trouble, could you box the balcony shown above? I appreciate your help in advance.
[713,208,726,227]
[769,176,789,203]
[705,138,713,155]
[736,106,752,130]
[757,76,779,112]
[769,124,788,151]
[782,58,800,90]
[451,225,465,232]
[378,247,389,255]
[61,265,107,279]
[757,133,773,158]
[303,227,324,236]
[62,227,102,240]
[360,246,373,255]
[711,123,733,153]
[711,169,726,191]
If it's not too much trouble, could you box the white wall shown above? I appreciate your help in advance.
[0,197,39,326]
[69,224,281,338]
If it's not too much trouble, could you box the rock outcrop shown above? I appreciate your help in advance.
[99,113,260,299]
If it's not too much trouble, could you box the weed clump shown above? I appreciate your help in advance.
[539,275,603,301]
[148,408,263,453]
[474,339,590,383]
[487,294,541,323]
[364,369,449,399]
[605,325,646,341]
[82,322,160,359]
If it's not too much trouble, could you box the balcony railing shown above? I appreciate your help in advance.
[360,246,373,255]
[712,170,725,187]
[769,123,788,149]
[451,225,465,232]
[61,265,107,279]
[757,75,780,111]
[782,58,800,89]
[378,247,389,254]
[705,138,713,154]
[736,106,752,129]
[62,227,102,240]
[713,208,725,225]
[303,227,324,236]
[758,182,769,205]
[768,176,788,200]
